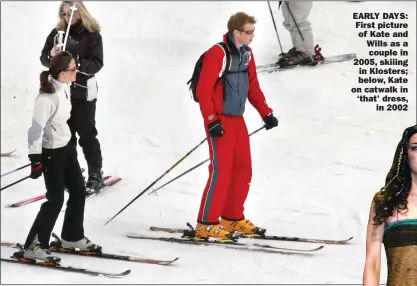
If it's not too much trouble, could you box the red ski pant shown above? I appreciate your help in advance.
[197,115,252,224]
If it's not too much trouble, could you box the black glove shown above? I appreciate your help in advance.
[65,38,78,58]
[263,114,279,130]
[28,154,43,179]
[208,119,224,137]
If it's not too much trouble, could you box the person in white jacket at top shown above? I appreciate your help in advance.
[17,51,101,263]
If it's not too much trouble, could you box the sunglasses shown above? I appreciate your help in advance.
[241,29,255,35]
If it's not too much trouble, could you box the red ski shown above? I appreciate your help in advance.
[5,194,45,208]
[5,175,121,208]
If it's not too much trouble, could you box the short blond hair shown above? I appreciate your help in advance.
[227,12,256,32]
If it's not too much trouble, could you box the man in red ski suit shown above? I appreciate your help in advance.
[195,12,279,239]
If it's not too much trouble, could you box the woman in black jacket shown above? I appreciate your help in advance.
[40,1,104,193]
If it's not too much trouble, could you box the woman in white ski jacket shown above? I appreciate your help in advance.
[16,51,101,263]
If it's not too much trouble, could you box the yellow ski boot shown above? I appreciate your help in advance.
[220,218,265,238]
[192,222,234,242]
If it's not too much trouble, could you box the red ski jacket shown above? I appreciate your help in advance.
[196,33,273,125]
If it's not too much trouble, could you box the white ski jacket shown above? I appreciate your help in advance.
[28,78,72,155]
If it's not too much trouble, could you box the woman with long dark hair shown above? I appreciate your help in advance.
[18,51,101,263]
[363,125,417,286]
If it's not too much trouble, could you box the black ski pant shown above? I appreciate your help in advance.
[24,143,86,249]
[68,99,103,171]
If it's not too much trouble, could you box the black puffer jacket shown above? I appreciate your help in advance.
[40,20,103,103]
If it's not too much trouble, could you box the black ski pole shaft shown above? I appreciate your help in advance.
[148,159,210,196]
[104,136,209,225]
[148,125,266,196]
[267,1,284,54]
[1,163,31,178]
[1,176,30,192]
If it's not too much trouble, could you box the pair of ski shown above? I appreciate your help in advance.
[5,168,85,208]
[256,53,357,74]
[1,233,179,278]
[5,172,121,208]
[126,222,353,255]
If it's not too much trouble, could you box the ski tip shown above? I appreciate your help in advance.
[327,236,354,244]
[344,237,354,243]
[119,269,131,276]
[157,257,179,265]
[1,149,17,156]
[299,245,324,252]
[101,269,131,278]
[103,176,122,185]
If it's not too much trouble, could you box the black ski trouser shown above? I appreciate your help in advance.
[68,99,103,171]
[24,143,86,249]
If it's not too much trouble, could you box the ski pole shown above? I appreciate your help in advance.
[284,1,304,41]
[267,1,284,55]
[148,125,266,196]
[62,2,77,51]
[1,176,30,192]
[149,159,209,196]
[1,163,30,178]
[104,136,209,225]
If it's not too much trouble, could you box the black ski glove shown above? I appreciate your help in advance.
[208,119,224,138]
[263,114,279,130]
[28,154,43,179]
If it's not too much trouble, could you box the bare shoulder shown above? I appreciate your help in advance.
[367,190,387,232]
[368,190,384,216]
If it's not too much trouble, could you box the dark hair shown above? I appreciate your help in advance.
[373,125,417,225]
[39,51,73,94]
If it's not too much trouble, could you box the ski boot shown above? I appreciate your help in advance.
[278,49,317,68]
[186,222,236,242]
[220,217,266,238]
[86,167,104,195]
[276,47,297,65]
[60,236,102,252]
[18,235,61,263]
